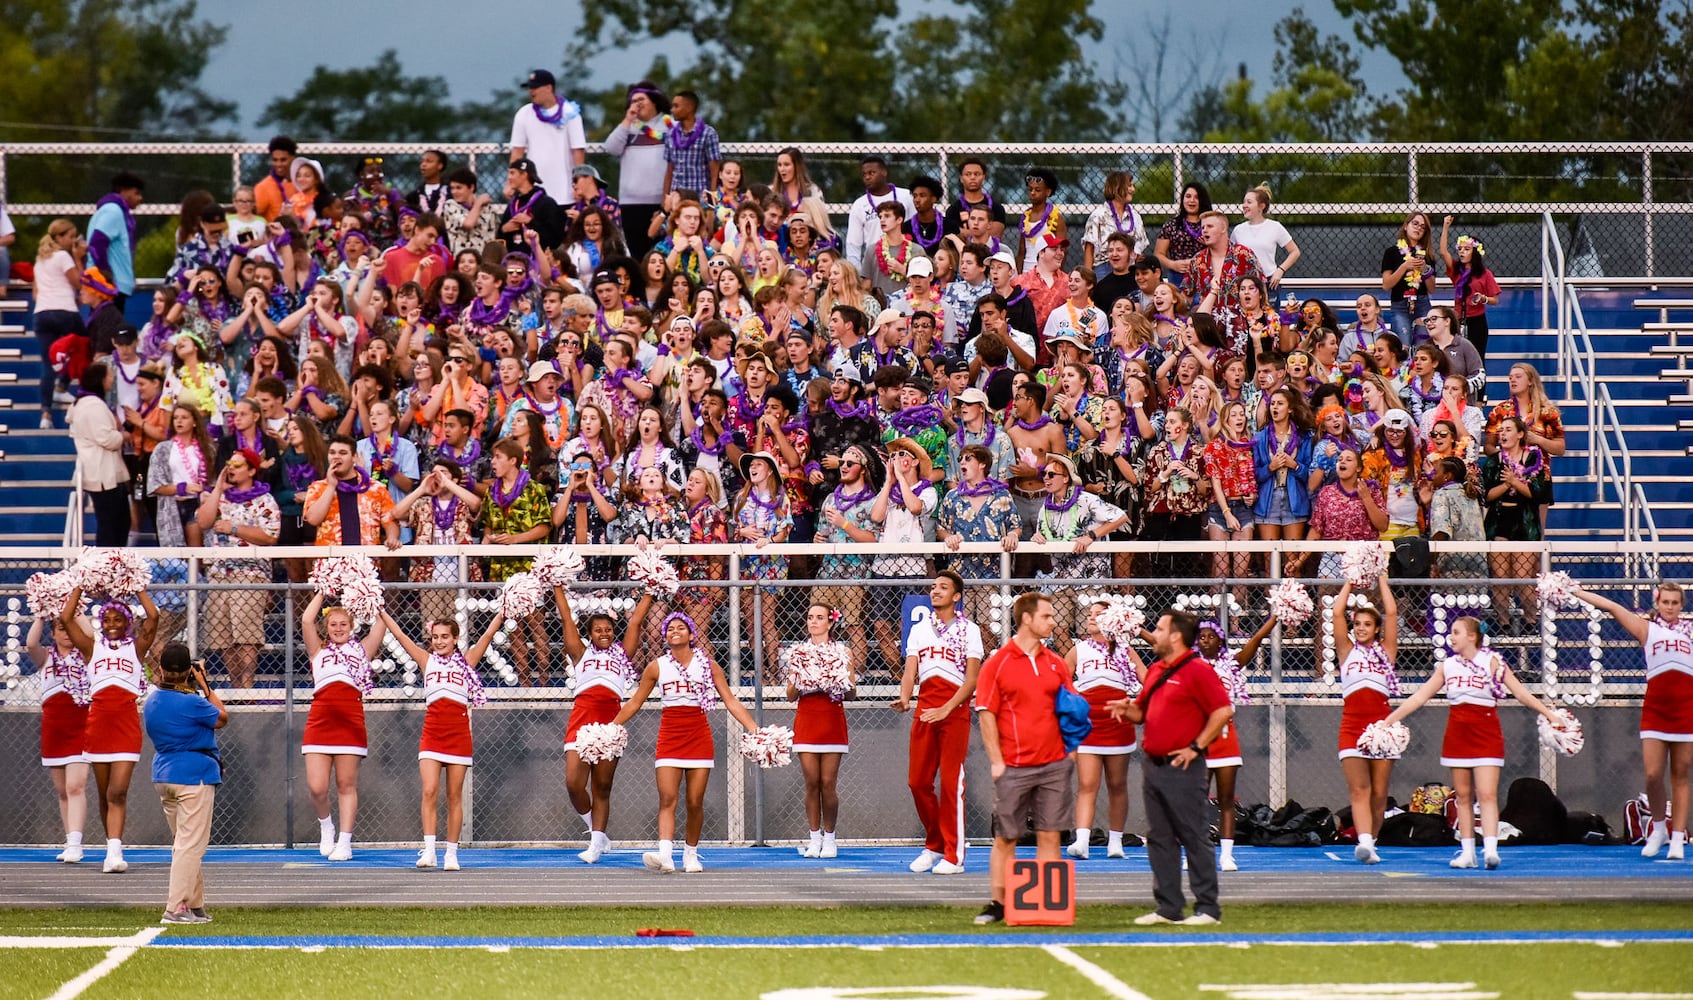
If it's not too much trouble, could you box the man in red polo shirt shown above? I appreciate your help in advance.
[1110,608,1233,926]
[972,592,1076,926]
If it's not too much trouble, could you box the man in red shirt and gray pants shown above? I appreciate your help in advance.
[1110,608,1234,926]
[972,592,1077,926]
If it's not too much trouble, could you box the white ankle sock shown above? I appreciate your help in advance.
[1671,831,1686,847]
[1358,833,1375,849]
[319,816,335,833]
[1075,827,1089,845]
[1108,830,1123,848]
[579,812,593,830]
[682,843,699,860]
[822,831,837,847]
[338,832,352,848]
[808,829,823,848]
[443,842,457,855]
[1460,837,1476,855]
[423,835,437,851]
[67,831,83,847]
[107,838,122,853]
[1219,838,1235,855]
[657,839,674,859]
[1482,836,1498,854]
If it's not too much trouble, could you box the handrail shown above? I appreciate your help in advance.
[63,454,84,550]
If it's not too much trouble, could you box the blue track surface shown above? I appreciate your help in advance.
[1,844,1687,878]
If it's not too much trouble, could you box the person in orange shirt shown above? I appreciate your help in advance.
[253,137,299,223]
[121,366,170,536]
[302,435,400,548]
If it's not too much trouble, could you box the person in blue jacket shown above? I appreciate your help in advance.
[143,643,227,924]
[1251,386,1315,542]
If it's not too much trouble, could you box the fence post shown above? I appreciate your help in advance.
[1407,149,1418,206]
[1267,547,1287,809]
[726,558,746,843]
[937,148,950,205]
[283,585,296,850]
[1171,149,1183,210]
[1642,150,1655,279]
[231,151,243,211]
[751,588,765,847]
[186,555,200,658]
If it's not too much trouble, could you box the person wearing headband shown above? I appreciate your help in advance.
[144,643,227,923]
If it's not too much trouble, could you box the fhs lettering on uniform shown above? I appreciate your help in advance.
[661,679,692,697]
[425,667,472,687]
[1650,637,1692,658]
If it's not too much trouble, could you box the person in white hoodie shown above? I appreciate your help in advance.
[68,361,130,545]
[603,80,673,259]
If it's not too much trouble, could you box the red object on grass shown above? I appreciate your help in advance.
[635,928,696,938]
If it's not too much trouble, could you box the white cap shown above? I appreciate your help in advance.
[987,250,1017,270]
[907,256,934,278]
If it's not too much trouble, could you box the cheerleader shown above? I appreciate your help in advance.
[60,585,159,874]
[1332,575,1400,864]
[300,592,387,862]
[378,608,505,872]
[1194,615,1276,872]
[554,584,655,864]
[1384,616,1564,868]
[1064,600,1146,860]
[613,612,761,874]
[785,603,856,859]
[28,616,91,863]
[1567,582,1691,859]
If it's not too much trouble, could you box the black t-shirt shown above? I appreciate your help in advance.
[1380,244,1434,304]
[965,286,1038,343]
[943,193,1008,236]
[1091,272,1140,314]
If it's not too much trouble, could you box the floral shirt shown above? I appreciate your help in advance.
[1144,438,1209,516]
[480,480,553,581]
[815,486,880,579]
[162,360,235,430]
[1486,400,1564,445]
[616,443,687,495]
[682,499,730,584]
[442,197,500,256]
[935,485,1020,580]
[1180,243,1261,356]
[205,491,282,580]
[613,496,690,545]
[1202,438,1257,503]
[1158,216,1205,269]
[1015,269,1070,350]
[302,479,396,546]
[735,490,793,582]
[406,494,484,585]
[1308,481,1385,541]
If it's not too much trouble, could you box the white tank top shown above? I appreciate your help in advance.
[424,652,485,707]
[312,641,372,696]
[88,637,147,696]
[41,648,91,705]
[1645,620,1693,683]
[1340,642,1400,699]
[1442,652,1504,707]
[1073,639,1130,693]
[1211,650,1251,705]
[657,651,714,709]
[571,644,635,699]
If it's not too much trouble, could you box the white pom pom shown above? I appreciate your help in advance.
[533,547,586,587]
[500,572,546,619]
[1341,543,1390,587]
[25,571,76,620]
[338,576,386,627]
[1538,709,1584,756]
[1269,580,1315,629]
[70,549,152,599]
[628,549,681,598]
[785,643,853,701]
[1356,720,1410,758]
[1094,598,1146,648]
[738,724,794,768]
[1537,571,1579,612]
[574,723,630,765]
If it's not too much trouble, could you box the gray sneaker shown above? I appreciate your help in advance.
[189,908,212,923]
[160,909,197,925]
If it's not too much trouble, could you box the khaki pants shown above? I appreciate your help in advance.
[157,782,217,911]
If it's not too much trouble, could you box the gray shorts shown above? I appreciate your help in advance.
[1207,498,1256,532]
[1259,485,1303,526]
[991,757,1075,839]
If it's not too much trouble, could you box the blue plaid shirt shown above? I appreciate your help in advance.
[664,121,722,193]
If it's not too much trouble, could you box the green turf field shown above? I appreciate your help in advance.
[6,904,1692,1000]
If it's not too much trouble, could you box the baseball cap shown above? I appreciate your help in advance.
[1131,255,1162,272]
[591,269,620,288]
[509,158,541,184]
[571,164,605,185]
[907,256,934,279]
[987,250,1017,270]
[523,69,556,90]
[1382,409,1414,430]
[1040,232,1070,251]
[525,361,563,384]
[957,387,991,407]
[110,324,139,346]
[833,361,864,384]
[941,357,969,376]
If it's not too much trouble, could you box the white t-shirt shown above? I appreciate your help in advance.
[1041,301,1107,347]
[34,249,79,313]
[509,101,588,201]
[843,187,917,272]
[1231,219,1293,277]
[905,614,985,690]
[230,215,267,245]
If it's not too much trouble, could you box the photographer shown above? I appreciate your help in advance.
[143,643,228,925]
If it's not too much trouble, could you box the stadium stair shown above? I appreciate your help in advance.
[0,294,86,544]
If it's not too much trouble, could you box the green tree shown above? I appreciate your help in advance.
[257,50,487,143]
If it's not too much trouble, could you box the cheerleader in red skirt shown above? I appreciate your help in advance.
[1194,615,1277,872]
[554,585,655,864]
[301,592,387,862]
[1333,575,1400,865]
[61,584,160,874]
[28,616,91,863]
[784,603,857,859]
[379,607,505,871]
[1386,615,1564,869]
[1569,582,1692,859]
[1065,600,1147,860]
[614,612,760,874]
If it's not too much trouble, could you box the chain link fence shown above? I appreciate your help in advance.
[4,142,1693,278]
[0,542,1679,848]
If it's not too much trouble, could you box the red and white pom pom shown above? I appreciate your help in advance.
[338,576,386,627]
[1341,542,1390,587]
[72,549,151,598]
[1537,571,1579,612]
[573,722,629,765]
[628,548,681,598]
[1094,599,1146,647]
[1269,579,1315,629]
[25,571,77,620]
[1356,720,1410,758]
[533,547,586,587]
[786,643,853,701]
[738,724,794,768]
[501,572,546,619]
[309,554,380,598]
[1538,709,1584,756]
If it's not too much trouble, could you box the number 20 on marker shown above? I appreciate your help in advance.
[1005,858,1075,926]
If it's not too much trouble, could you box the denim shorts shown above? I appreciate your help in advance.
[1207,498,1256,532]
[1259,485,1303,526]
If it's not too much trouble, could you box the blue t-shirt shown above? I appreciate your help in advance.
[143,689,222,785]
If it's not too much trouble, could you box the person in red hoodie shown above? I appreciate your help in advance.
[971,591,1077,926]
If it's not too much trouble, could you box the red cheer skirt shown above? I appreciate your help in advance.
[418,699,473,765]
[564,686,623,752]
[40,691,88,767]
[655,706,714,769]
[1440,702,1504,767]
[793,692,849,753]
[1078,685,1137,755]
[301,681,368,757]
[83,687,141,763]
[1338,689,1393,760]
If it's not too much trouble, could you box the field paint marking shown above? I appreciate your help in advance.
[1041,945,1155,1000]
[1324,852,1341,861]
[1574,994,1693,999]
[43,928,162,1000]
[1199,984,1497,1000]
[0,935,154,949]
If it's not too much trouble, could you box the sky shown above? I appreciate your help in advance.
[199,0,1408,141]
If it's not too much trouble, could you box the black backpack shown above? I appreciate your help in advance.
[1500,777,1567,845]
[1377,811,1452,847]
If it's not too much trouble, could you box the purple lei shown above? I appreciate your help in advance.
[1501,445,1545,482]
[491,470,531,509]
[336,468,373,493]
[466,292,515,327]
[1382,440,1410,469]
[826,397,873,421]
[831,483,875,509]
[953,477,1007,499]
[438,438,481,469]
[746,486,784,512]
[888,476,932,507]
[890,403,945,435]
[1044,485,1084,513]
[689,425,727,457]
[669,118,707,150]
[284,456,317,490]
[1014,414,1053,431]
[732,390,769,426]
[223,481,272,504]
[1108,200,1137,236]
[431,494,460,531]
[956,421,998,450]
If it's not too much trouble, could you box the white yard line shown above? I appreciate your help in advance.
[1042,944,1156,1000]
[42,928,162,1000]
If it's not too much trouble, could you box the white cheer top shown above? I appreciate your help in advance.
[88,637,147,696]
